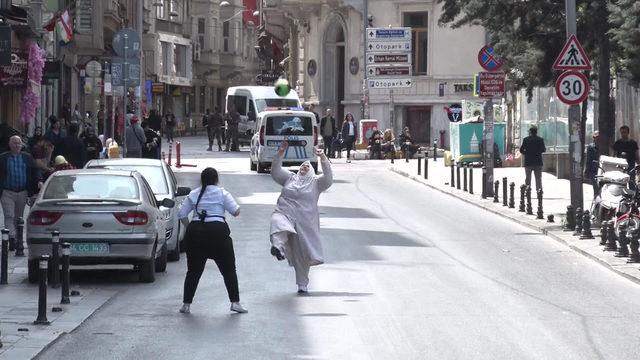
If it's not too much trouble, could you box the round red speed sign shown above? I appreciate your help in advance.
[555,70,589,105]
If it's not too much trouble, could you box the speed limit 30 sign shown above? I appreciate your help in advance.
[555,70,589,105]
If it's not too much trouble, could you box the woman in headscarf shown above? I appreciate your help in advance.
[269,140,333,293]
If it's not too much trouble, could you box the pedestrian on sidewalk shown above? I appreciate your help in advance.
[225,105,240,152]
[164,111,176,143]
[519,126,546,191]
[613,125,639,189]
[585,130,600,196]
[124,115,146,158]
[320,108,336,157]
[0,136,39,255]
[202,108,212,151]
[177,167,247,314]
[341,113,357,162]
[269,141,333,294]
[209,107,224,151]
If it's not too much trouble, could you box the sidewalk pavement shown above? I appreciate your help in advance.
[0,242,116,359]
[387,156,640,285]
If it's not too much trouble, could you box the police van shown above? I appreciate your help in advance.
[249,108,319,173]
[226,86,301,145]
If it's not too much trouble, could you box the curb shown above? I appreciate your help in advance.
[389,166,640,287]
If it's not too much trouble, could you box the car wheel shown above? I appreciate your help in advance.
[28,259,39,284]
[139,245,156,283]
[155,242,168,272]
[168,224,181,262]
[257,162,267,174]
[250,157,257,171]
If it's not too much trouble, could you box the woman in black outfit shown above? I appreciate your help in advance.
[341,113,358,162]
[177,167,247,314]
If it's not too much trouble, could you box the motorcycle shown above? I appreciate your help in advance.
[591,155,631,226]
[614,186,640,237]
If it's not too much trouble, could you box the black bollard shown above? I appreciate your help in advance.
[456,164,461,190]
[50,231,60,288]
[599,222,608,246]
[573,207,583,235]
[509,182,515,208]
[424,157,428,180]
[547,214,555,223]
[481,167,487,199]
[61,243,71,304]
[34,255,50,325]
[15,218,24,257]
[615,224,629,258]
[1,229,8,285]
[469,166,474,194]
[417,155,421,176]
[493,181,499,203]
[463,164,468,192]
[405,147,410,163]
[580,211,594,239]
[502,178,508,207]
[627,228,640,263]
[605,221,618,251]
[536,189,544,219]
[433,140,437,161]
[563,205,576,231]
[450,164,455,188]
[526,186,533,215]
[519,185,526,212]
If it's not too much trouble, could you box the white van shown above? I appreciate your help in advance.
[249,109,318,173]
[226,86,302,145]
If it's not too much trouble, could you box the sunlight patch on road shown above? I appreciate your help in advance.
[236,192,281,204]
[320,218,398,232]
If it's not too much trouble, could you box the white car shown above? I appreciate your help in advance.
[249,109,319,173]
[27,169,174,283]
[85,158,190,261]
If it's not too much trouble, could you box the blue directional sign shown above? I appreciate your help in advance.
[367,27,411,41]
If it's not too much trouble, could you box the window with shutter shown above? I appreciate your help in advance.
[76,0,93,33]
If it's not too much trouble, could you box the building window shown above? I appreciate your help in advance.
[169,0,179,22]
[155,0,165,19]
[235,21,242,55]
[175,44,187,77]
[198,18,205,50]
[403,12,428,75]
[199,86,206,113]
[161,41,170,76]
[223,22,230,53]
[211,19,218,50]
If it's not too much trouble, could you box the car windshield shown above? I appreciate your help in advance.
[266,115,313,136]
[255,98,300,113]
[91,165,169,195]
[43,175,139,200]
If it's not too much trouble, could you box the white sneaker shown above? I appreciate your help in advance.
[230,302,248,313]
[179,304,190,314]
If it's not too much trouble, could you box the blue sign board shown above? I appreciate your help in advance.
[367,27,411,41]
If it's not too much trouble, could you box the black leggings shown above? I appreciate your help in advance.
[182,221,239,303]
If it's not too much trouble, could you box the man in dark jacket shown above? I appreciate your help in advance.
[585,130,600,196]
[320,109,336,157]
[209,106,224,151]
[0,136,39,256]
[63,123,87,168]
[202,109,213,151]
[519,126,546,191]
[225,105,240,152]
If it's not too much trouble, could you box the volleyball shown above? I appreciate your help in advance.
[274,78,291,97]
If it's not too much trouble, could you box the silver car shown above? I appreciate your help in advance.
[26,169,175,283]
[85,158,190,261]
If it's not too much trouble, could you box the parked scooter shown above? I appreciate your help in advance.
[591,155,631,226]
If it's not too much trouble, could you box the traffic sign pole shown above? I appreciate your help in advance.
[483,99,494,197]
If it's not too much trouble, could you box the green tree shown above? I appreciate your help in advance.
[437,0,615,151]
[609,0,640,84]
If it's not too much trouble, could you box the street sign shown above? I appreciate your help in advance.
[367,40,411,52]
[85,60,102,77]
[366,65,411,77]
[368,78,412,89]
[552,34,592,71]
[478,72,506,98]
[110,62,141,87]
[112,29,141,58]
[445,104,463,122]
[555,70,589,105]
[477,45,503,72]
[367,27,411,41]
[366,53,411,65]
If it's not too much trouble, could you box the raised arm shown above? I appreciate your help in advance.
[271,141,293,186]
[316,148,333,192]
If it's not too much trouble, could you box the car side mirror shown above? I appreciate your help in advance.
[158,198,175,208]
[175,187,190,197]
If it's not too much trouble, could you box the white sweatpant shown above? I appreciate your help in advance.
[271,231,310,287]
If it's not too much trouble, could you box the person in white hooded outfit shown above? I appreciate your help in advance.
[269,141,333,293]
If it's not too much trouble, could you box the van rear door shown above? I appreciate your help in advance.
[264,114,315,161]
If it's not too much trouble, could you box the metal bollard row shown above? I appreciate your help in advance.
[605,221,617,251]
[536,189,544,220]
[564,205,576,231]
[424,157,428,180]
[34,255,50,325]
[579,211,593,239]
[493,181,499,203]
[450,164,455,188]
[572,207,583,235]
[456,164,461,190]
[628,228,640,263]
[599,221,608,246]
[15,218,24,257]
[508,183,515,209]
[519,185,526,212]
[463,164,468,192]
[417,156,421,176]
[61,243,71,304]
[469,166,474,194]
[502,178,507,207]
[481,167,487,199]
[615,224,629,258]
[50,231,60,288]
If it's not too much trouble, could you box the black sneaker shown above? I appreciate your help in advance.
[270,246,285,261]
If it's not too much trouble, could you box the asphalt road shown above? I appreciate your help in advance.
[36,151,640,360]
